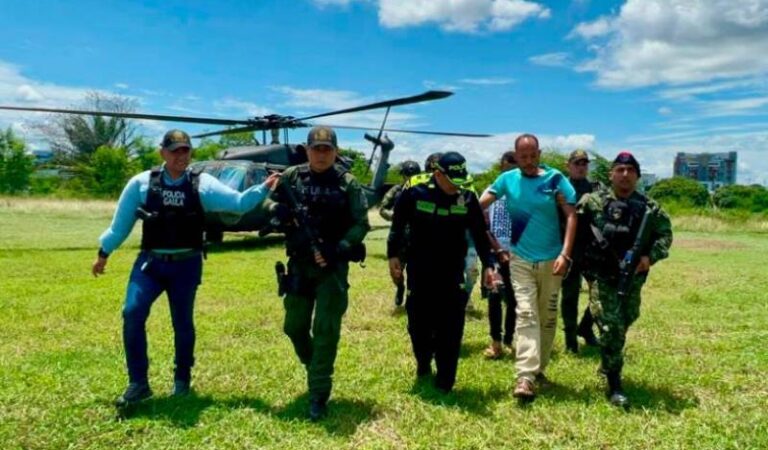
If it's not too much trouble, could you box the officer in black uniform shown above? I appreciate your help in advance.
[387,152,494,393]
[561,150,601,353]
[379,160,421,307]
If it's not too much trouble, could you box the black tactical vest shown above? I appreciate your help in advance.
[140,167,205,250]
[601,196,647,257]
[287,164,352,256]
[582,193,648,277]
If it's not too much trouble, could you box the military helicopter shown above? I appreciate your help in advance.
[0,90,490,241]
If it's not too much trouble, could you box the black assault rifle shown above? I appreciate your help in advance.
[616,206,653,298]
[273,182,365,296]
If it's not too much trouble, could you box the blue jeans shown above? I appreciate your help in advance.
[122,251,202,383]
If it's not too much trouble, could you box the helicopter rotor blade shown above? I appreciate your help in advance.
[192,126,261,139]
[294,90,453,122]
[0,105,252,126]
[192,122,312,139]
[316,124,492,138]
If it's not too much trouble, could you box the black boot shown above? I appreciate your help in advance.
[606,371,629,409]
[115,381,153,407]
[172,379,191,396]
[577,321,599,347]
[309,393,329,421]
[564,329,579,354]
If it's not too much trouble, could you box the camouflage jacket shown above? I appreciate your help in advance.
[577,188,673,277]
[379,184,403,222]
[264,163,370,258]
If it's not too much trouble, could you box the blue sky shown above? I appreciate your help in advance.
[1,0,768,184]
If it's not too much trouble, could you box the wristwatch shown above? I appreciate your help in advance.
[97,248,109,259]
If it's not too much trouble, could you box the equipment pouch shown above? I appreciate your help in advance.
[275,261,287,297]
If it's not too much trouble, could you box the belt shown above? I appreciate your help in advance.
[147,250,202,262]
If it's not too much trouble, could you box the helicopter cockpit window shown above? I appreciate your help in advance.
[217,166,248,191]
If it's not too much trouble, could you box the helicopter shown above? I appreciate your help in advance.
[0,90,490,241]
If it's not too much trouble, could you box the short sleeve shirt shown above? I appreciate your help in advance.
[489,166,576,262]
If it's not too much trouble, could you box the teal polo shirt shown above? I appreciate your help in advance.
[489,166,576,262]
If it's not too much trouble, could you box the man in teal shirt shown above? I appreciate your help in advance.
[480,134,577,401]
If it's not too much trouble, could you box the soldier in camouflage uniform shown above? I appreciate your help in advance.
[577,152,672,408]
[265,126,370,420]
[379,160,421,222]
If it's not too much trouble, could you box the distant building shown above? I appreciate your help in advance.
[640,173,658,192]
[673,152,737,191]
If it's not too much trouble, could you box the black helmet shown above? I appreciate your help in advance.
[424,152,443,172]
[399,160,421,177]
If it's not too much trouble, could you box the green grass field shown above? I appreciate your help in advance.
[1,197,767,449]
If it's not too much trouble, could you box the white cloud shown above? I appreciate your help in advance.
[572,0,768,88]
[568,16,612,39]
[0,61,97,107]
[114,82,129,89]
[16,84,44,102]
[423,80,461,91]
[658,106,672,115]
[701,96,768,117]
[372,0,550,33]
[213,98,272,117]
[274,86,371,110]
[459,77,514,85]
[273,86,422,129]
[0,59,190,146]
[529,52,572,68]
[657,78,767,101]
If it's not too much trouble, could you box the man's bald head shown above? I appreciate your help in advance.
[514,133,542,176]
[514,133,539,151]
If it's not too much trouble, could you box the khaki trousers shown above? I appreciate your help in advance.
[510,252,562,382]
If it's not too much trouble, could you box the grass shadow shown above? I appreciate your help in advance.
[115,392,215,427]
[464,305,485,321]
[409,377,507,416]
[389,305,407,317]
[538,379,595,405]
[575,343,602,360]
[220,393,378,436]
[625,379,700,414]
[459,340,492,359]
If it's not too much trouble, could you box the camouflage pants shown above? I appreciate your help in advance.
[283,259,349,400]
[588,275,646,374]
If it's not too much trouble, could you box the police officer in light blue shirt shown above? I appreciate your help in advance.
[92,129,279,407]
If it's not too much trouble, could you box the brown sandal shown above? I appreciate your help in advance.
[483,343,503,360]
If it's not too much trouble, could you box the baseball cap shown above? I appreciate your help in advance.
[161,129,192,152]
[569,149,590,163]
[435,151,472,187]
[307,126,338,150]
